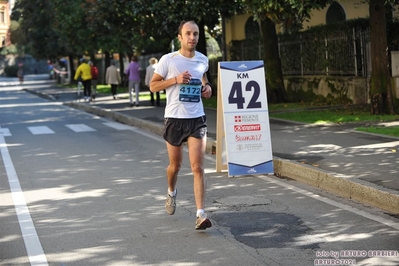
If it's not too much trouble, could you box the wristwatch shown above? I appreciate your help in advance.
[202,82,211,92]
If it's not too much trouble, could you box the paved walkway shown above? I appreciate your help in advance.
[22,83,399,214]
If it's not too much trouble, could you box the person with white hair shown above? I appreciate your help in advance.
[125,55,141,107]
[145,57,160,106]
[105,61,121,100]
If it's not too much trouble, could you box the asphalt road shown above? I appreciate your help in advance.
[1,80,399,266]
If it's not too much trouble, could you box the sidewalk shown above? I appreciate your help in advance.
[24,83,399,214]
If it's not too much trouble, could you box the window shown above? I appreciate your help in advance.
[326,2,346,25]
[245,17,260,39]
[0,11,4,24]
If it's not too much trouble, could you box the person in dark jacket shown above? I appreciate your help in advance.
[89,61,99,101]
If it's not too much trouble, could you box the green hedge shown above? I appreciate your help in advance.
[4,65,19,77]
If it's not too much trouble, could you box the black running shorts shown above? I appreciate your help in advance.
[163,116,207,146]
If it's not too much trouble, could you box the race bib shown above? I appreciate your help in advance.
[179,78,202,102]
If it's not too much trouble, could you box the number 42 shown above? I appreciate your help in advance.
[228,81,262,109]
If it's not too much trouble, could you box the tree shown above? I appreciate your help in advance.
[368,0,398,114]
[127,0,242,56]
[10,0,66,59]
[11,0,239,64]
[242,0,333,103]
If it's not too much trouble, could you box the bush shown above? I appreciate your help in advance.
[4,65,19,77]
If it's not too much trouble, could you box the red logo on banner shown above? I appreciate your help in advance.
[234,116,242,122]
[235,134,262,142]
[234,124,261,132]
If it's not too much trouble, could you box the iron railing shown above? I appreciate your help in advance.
[227,28,371,77]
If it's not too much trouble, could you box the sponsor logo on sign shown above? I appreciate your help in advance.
[234,115,259,123]
[236,143,264,151]
[234,116,241,122]
[235,134,262,142]
[247,168,257,173]
[234,124,261,132]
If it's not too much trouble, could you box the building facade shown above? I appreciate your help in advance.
[224,0,399,47]
[0,0,10,48]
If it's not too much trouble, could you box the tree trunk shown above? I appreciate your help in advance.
[119,52,124,74]
[197,19,214,94]
[68,54,75,83]
[104,51,111,84]
[369,0,395,114]
[197,19,207,57]
[260,17,288,103]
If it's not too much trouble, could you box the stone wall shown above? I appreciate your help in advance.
[284,76,370,104]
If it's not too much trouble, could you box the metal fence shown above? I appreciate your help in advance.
[227,28,371,77]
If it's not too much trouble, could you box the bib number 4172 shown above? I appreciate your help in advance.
[228,81,262,109]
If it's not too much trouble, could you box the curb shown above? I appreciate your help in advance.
[273,158,399,214]
[23,88,56,101]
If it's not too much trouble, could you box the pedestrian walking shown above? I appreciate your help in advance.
[17,63,24,84]
[74,58,92,102]
[48,60,55,80]
[125,55,141,107]
[145,57,160,106]
[89,61,99,101]
[150,20,213,230]
[106,61,121,99]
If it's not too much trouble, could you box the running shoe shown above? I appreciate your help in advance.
[195,212,212,230]
[165,189,177,215]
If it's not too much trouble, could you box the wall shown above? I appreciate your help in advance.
[303,0,369,29]
[393,78,399,99]
[224,14,249,43]
[284,75,369,104]
[0,0,10,47]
